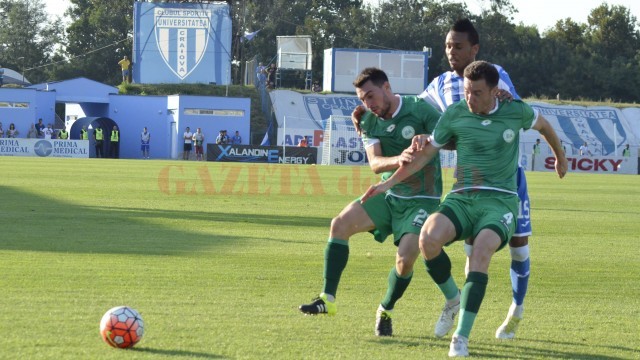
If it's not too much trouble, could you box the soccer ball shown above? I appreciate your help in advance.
[99,306,144,348]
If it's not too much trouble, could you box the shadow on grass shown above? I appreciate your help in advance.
[132,346,226,358]
[368,336,633,359]
[0,187,329,255]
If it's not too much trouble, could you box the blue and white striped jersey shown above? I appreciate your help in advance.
[418,64,520,112]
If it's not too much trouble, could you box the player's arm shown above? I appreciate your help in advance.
[362,143,439,202]
[365,142,415,174]
[531,114,568,178]
[351,105,366,136]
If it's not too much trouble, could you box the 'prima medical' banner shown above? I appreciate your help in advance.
[133,2,232,84]
[0,139,89,158]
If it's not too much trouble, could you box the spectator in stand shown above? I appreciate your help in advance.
[35,118,45,138]
[0,122,4,138]
[231,130,242,145]
[312,81,322,93]
[183,126,193,160]
[43,124,55,139]
[298,136,309,147]
[118,55,131,83]
[216,130,229,145]
[579,142,592,156]
[256,62,266,88]
[141,127,150,159]
[0,64,4,87]
[6,123,18,138]
[193,127,205,161]
[26,124,37,138]
[267,63,277,89]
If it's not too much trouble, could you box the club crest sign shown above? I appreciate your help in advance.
[133,2,231,84]
[154,8,210,79]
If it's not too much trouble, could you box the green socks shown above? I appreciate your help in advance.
[381,267,413,310]
[322,238,349,297]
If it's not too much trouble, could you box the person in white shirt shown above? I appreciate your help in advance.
[183,127,193,160]
[43,124,55,139]
[579,142,592,156]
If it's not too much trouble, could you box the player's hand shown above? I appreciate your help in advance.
[555,155,568,178]
[398,148,415,166]
[361,182,389,204]
[351,105,366,136]
[495,89,513,102]
[411,134,431,152]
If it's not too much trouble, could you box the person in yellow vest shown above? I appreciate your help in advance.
[94,126,104,158]
[110,125,120,159]
[622,144,631,157]
[118,55,131,83]
[58,128,69,139]
[80,125,89,140]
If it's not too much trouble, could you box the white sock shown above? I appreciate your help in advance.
[509,302,524,318]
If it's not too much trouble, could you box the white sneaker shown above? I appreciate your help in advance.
[435,300,460,338]
[448,334,469,357]
[495,314,522,339]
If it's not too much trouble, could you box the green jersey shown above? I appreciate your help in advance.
[432,99,536,194]
[360,95,442,199]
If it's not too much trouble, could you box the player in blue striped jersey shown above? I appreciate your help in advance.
[418,19,532,342]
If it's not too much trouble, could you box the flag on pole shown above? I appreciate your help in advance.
[242,29,261,42]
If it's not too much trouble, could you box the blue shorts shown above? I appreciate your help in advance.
[141,143,149,151]
[122,69,130,76]
[515,166,532,237]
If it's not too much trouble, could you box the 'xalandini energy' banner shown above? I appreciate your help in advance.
[133,2,232,84]
[207,144,318,164]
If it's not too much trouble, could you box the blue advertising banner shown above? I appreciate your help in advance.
[133,2,232,84]
[207,144,318,164]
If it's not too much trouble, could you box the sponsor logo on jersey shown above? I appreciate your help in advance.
[401,126,415,139]
[503,129,515,143]
[481,119,492,126]
[386,124,396,132]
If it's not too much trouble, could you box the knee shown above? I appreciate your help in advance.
[419,232,441,259]
[330,215,352,239]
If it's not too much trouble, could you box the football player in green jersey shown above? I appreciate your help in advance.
[299,68,443,337]
[362,61,567,357]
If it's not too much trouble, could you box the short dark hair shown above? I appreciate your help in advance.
[353,67,389,88]
[463,60,499,88]
[451,18,479,46]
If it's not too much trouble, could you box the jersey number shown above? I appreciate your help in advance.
[412,209,429,227]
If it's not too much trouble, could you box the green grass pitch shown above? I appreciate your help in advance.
[0,157,638,359]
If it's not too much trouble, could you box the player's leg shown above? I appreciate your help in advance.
[450,193,517,357]
[376,232,419,336]
[376,198,435,336]
[497,167,531,339]
[419,206,461,338]
[299,197,380,315]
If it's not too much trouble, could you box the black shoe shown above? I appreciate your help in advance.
[299,294,337,315]
[375,310,393,336]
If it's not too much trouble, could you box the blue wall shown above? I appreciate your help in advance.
[0,88,56,136]
[108,95,170,159]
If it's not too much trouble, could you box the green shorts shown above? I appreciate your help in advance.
[437,191,518,251]
[359,193,440,246]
